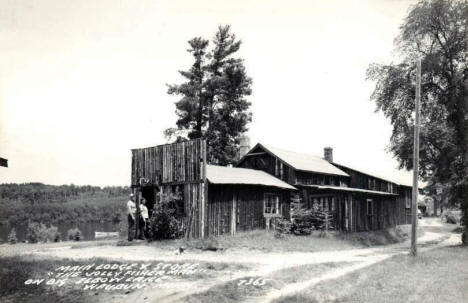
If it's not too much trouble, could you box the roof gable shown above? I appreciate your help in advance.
[252,144,349,177]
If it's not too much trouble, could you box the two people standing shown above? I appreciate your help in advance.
[127,194,150,241]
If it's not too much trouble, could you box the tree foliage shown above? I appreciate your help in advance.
[366,0,468,240]
[147,192,184,240]
[0,183,129,225]
[165,25,253,165]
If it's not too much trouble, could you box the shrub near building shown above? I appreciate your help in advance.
[147,193,184,240]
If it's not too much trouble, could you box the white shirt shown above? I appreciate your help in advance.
[127,200,136,216]
[140,204,149,220]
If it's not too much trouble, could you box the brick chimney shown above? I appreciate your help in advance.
[239,134,251,159]
[324,147,333,162]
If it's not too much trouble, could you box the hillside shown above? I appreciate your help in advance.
[0,183,129,225]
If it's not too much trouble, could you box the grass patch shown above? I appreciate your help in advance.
[0,256,113,303]
[184,262,349,303]
[0,255,241,303]
[145,226,415,254]
[338,225,414,247]
[273,246,468,303]
[149,229,360,253]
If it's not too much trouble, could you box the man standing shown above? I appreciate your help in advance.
[139,198,149,239]
[127,193,136,241]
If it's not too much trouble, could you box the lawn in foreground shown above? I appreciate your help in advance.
[273,245,468,303]
[0,255,249,303]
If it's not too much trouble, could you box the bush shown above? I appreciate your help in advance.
[26,222,61,243]
[290,197,334,235]
[47,225,61,242]
[147,193,184,240]
[199,236,219,251]
[26,222,45,243]
[67,228,82,241]
[444,211,460,224]
[274,217,293,238]
[8,228,17,244]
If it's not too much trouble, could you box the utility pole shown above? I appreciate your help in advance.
[411,59,421,257]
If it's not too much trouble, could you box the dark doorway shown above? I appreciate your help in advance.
[141,186,158,218]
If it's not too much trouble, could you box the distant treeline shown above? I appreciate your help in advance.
[0,183,130,225]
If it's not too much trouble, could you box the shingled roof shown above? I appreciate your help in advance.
[206,165,296,190]
[259,144,349,177]
[332,162,423,188]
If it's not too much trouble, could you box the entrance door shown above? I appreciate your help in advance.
[141,186,157,218]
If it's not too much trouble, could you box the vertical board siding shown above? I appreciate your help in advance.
[131,138,205,186]
[207,185,290,236]
[298,186,405,232]
[132,139,206,239]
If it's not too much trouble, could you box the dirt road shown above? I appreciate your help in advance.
[1,218,461,303]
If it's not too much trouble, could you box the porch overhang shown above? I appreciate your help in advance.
[296,184,398,196]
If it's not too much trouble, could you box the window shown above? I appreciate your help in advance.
[309,195,336,212]
[334,178,340,186]
[367,199,373,216]
[323,197,329,210]
[264,194,280,216]
[318,176,324,185]
[312,175,317,184]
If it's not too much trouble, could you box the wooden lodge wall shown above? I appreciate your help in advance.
[131,139,207,238]
[397,186,413,225]
[131,139,206,187]
[299,187,412,232]
[207,185,291,236]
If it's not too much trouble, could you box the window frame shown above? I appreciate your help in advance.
[264,193,281,217]
[309,194,335,212]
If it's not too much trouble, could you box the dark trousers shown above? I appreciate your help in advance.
[138,216,147,239]
[128,214,135,241]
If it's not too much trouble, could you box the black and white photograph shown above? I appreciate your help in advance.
[1,0,467,302]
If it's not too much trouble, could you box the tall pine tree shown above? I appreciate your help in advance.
[165,25,252,165]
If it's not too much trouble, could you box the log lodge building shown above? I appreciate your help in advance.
[131,138,414,238]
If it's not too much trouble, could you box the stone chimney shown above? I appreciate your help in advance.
[324,147,333,162]
[239,134,251,159]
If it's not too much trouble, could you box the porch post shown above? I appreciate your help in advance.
[231,194,237,235]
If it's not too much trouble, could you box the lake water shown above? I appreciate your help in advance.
[0,221,121,243]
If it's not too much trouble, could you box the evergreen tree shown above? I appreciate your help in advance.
[165,25,252,165]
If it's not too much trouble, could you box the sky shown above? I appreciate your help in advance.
[0,0,419,186]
